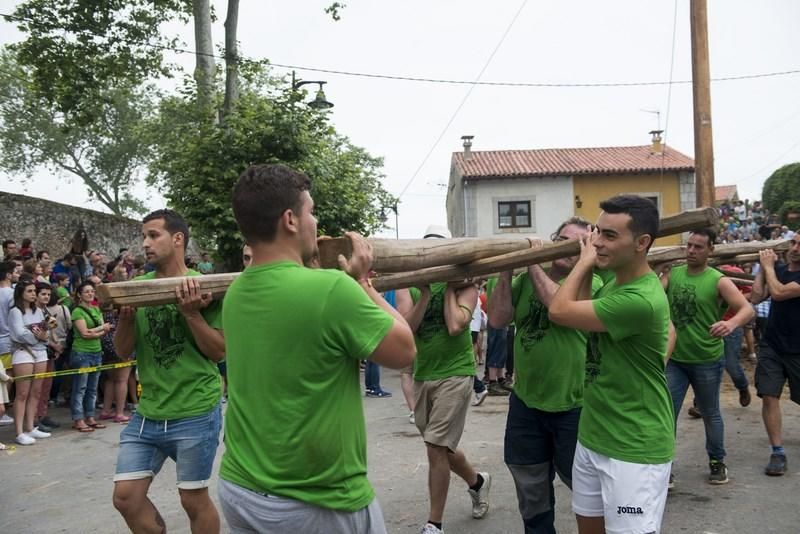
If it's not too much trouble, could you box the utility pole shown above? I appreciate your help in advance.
[691,0,715,208]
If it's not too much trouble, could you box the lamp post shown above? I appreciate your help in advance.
[291,70,334,109]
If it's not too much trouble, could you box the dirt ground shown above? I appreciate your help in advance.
[2,357,799,533]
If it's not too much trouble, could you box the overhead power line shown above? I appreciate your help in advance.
[2,11,800,89]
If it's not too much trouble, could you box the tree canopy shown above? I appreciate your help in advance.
[147,67,394,270]
[762,162,800,215]
[0,50,155,215]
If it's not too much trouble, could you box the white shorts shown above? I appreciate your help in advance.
[11,348,48,365]
[572,442,670,534]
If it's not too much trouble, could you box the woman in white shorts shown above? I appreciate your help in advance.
[9,279,52,446]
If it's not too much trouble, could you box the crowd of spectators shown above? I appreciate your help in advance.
[717,199,796,243]
[0,232,184,448]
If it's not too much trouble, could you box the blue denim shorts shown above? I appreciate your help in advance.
[113,403,222,489]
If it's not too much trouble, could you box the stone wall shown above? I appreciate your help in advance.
[0,192,141,261]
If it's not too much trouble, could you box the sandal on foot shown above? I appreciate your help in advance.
[87,422,106,429]
[113,415,130,423]
[72,424,94,433]
[98,413,115,420]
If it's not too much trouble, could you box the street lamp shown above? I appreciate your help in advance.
[291,70,334,109]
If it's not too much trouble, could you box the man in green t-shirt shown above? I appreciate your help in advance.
[396,225,492,534]
[112,209,226,534]
[660,227,753,486]
[549,195,676,534]
[490,216,603,533]
[218,164,415,534]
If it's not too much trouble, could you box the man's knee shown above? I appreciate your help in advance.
[508,462,553,519]
[179,488,212,517]
[113,480,149,515]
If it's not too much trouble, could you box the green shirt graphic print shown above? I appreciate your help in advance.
[667,265,725,363]
[511,272,604,412]
[410,282,475,381]
[133,270,222,420]
[581,272,674,464]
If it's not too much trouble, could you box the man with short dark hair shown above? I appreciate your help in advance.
[218,164,415,533]
[2,240,16,259]
[112,208,225,534]
[660,227,754,486]
[549,195,675,534]
[751,234,800,476]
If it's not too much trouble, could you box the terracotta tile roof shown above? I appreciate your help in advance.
[453,145,694,179]
[715,184,738,202]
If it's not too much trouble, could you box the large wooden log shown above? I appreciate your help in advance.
[98,207,719,307]
[96,273,237,308]
[372,208,720,291]
[317,236,536,272]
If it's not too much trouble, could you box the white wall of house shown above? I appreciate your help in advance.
[461,176,574,237]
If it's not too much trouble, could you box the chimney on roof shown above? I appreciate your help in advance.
[461,135,474,161]
[649,130,664,155]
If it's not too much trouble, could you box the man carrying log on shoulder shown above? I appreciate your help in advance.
[659,227,754,487]
[218,164,415,533]
[488,216,604,534]
[751,233,800,476]
[112,209,226,534]
[396,225,492,534]
[548,195,676,534]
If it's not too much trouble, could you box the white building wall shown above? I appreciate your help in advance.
[465,176,574,238]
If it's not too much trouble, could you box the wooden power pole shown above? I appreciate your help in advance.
[691,0,715,208]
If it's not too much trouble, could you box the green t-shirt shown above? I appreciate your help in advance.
[594,267,616,286]
[219,261,394,512]
[56,286,73,308]
[581,272,674,464]
[667,265,725,363]
[410,282,475,381]
[511,272,604,412]
[71,305,103,353]
[133,270,222,420]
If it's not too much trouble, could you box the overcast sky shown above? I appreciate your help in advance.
[2,0,799,239]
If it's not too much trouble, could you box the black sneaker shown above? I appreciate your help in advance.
[765,453,787,476]
[687,406,702,419]
[487,381,510,396]
[668,472,675,491]
[708,460,729,484]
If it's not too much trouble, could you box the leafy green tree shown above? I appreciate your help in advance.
[0,50,155,215]
[762,162,800,215]
[9,0,190,124]
[147,68,395,270]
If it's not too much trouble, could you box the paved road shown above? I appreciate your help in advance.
[2,361,799,533]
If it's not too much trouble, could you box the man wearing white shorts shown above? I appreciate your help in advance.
[550,195,675,534]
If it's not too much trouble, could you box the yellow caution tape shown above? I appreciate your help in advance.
[12,360,137,381]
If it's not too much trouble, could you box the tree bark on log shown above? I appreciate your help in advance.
[99,208,720,306]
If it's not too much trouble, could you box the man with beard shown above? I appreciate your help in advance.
[489,217,603,534]
[751,234,800,476]
[112,209,226,533]
[218,164,415,533]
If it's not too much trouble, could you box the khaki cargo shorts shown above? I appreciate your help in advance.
[413,375,472,452]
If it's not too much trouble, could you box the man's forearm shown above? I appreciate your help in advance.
[113,320,136,358]
[488,272,513,328]
[184,314,225,362]
[404,294,430,332]
[551,261,592,313]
